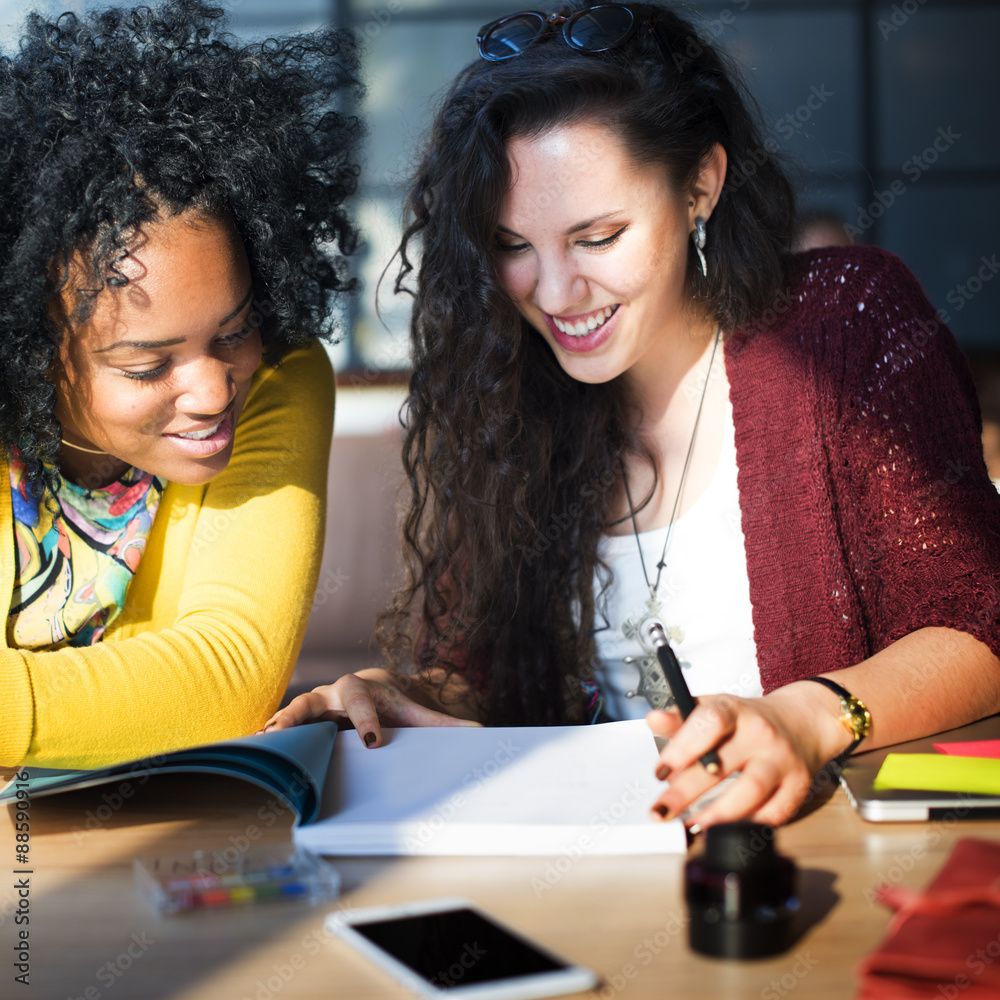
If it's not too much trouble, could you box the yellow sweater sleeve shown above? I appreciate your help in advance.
[0,342,334,768]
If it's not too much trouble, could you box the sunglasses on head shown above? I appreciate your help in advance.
[477,4,658,62]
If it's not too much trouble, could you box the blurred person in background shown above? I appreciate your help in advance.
[793,208,853,252]
[966,353,1000,491]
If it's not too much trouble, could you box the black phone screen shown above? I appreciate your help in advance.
[352,907,568,989]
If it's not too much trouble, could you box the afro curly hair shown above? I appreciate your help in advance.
[0,0,362,496]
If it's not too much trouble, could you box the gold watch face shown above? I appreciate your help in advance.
[841,698,872,739]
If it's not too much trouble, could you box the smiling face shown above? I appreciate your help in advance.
[52,210,262,488]
[494,119,721,393]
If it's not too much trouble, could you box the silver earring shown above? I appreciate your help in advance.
[692,216,707,278]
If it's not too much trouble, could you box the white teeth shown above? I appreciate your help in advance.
[175,422,221,440]
[553,306,617,336]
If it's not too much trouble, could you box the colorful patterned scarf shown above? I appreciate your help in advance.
[7,450,164,648]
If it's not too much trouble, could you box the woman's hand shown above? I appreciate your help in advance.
[649,631,1000,830]
[259,667,481,747]
[646,683,851,829]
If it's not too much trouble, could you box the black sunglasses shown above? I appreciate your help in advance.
[477,4,655,62]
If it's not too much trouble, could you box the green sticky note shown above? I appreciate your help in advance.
[874,753,1000,795]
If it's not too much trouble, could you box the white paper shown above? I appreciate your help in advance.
[293,720,686,856]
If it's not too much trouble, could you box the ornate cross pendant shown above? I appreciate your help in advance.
[622,596,685,711]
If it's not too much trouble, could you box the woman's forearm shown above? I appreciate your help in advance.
[648,626,1000,828]
[767,627,1000,762]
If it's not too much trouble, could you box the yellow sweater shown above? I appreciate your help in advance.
[0,342,334,769]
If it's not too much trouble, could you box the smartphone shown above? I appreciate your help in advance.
[326,897,599,1000]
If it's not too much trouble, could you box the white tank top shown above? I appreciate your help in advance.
[592,397,761,721]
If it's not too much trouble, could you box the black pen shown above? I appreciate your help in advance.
[647,622,722,775]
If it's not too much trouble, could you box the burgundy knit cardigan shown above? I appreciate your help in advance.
[727,244,1000,693]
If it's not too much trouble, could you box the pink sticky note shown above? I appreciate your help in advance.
[933,739,1000,759]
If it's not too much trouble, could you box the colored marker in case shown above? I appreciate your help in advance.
[134,845,340,916]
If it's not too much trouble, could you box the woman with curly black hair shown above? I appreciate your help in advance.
[0,1,361,768]
[270,2,1000,829]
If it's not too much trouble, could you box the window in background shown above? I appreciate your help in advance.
[1,0,997,369]
[344,8,499,378]
[345,0,1000,368]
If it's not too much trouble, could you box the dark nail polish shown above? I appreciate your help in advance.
[656,763,672,781]
[652,804,671,821]
[364,731,377,747]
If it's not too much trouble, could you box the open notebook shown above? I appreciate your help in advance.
[1,720,685,856]
[294,720,684,855]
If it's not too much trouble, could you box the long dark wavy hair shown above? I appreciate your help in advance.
[0,0,361,497]
[378,1,795,726]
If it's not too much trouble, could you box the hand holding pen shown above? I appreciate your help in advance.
[646,622,722,776]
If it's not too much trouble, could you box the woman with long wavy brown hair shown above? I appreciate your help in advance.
[268,1,1000,830]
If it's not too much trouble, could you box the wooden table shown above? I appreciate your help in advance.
[2,768,997,1000]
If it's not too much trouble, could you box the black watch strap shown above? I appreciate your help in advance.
[802,676,872,760]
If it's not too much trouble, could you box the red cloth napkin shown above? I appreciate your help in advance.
[855,838,1000,999]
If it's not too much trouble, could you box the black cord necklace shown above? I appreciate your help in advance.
[620,326,722,707]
